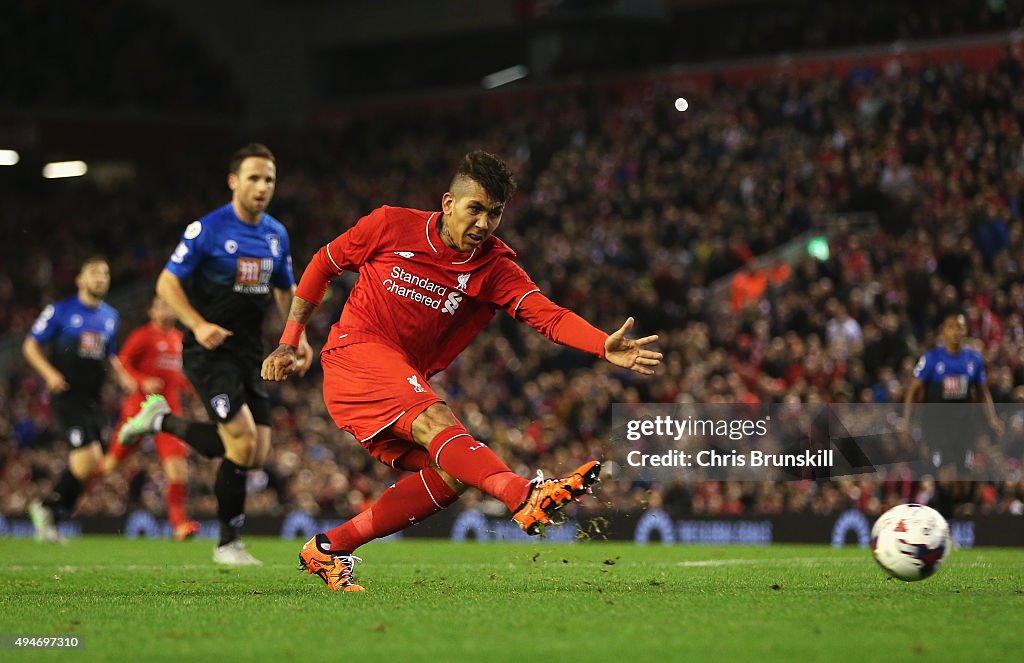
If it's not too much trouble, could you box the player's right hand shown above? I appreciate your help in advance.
[262,344,298,382]
[194,321,233,350]
[45,372,69,393]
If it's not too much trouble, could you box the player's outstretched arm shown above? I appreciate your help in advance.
[604,317,663,376]
[262,295,319,382]
[509,286,661,374]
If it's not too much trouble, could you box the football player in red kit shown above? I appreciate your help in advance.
[104,296,200,541]
[262,151,662,591]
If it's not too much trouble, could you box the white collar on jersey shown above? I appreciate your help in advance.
[426,212,477,265]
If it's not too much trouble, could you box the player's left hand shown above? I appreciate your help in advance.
[604,317,663,376]
[295,334,314,377]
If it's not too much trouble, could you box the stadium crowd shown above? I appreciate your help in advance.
[4,45,1024,525]
[1,0,239,113]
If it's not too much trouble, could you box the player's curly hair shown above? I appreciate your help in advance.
[452,151,516,204]
[229,143,275,174]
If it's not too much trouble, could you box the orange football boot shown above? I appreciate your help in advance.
[512,460,601,535]
[173,520,201,542]
[299,536,365,592]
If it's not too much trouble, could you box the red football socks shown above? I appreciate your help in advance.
[326,467,458,552]
[107,442,130,464]
[166,481,187,527]
[428,424,529,512]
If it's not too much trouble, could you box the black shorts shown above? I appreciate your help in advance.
[922,411,984,472]
[51,394,105,449]
[183,347,270,427]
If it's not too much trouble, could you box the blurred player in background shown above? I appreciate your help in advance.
[904,311,1003,513]
[119,143,312,565]
[103,296,200,542]
[262,150,662,591]
[23,256,136,543]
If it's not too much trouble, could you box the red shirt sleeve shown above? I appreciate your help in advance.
[117,327,150,383]
[486,258,607,358]
[295,206,389,305]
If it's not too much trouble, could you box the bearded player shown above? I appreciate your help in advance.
[23,256,136,542]
[119,143,312,565]
[261,151,662,591]
[103,296,200,542]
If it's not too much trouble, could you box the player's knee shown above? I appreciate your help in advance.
[69,443,103,481]
[411,403,460,447]
[223,427,259,467]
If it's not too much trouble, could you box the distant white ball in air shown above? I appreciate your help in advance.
[674,97,689,112]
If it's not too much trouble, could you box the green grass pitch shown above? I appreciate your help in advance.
[1,537,1022,662]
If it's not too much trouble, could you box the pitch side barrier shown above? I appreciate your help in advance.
[2,508,1021,547]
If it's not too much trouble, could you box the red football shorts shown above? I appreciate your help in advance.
[110,392,189,463]
[321,342,442,472]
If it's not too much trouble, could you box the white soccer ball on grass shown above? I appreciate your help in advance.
[871,503,951,581]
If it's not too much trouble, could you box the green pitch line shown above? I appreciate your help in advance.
[0,537,1021,662]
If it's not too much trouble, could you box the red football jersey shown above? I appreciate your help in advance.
[305,206,606,378]
[118,322,188,397]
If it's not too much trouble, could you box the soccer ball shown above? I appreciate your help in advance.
[871,503,951,581]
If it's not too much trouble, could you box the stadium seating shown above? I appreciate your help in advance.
[3,38,1024,522]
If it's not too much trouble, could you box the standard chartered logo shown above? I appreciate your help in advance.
[383,265,463,315]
